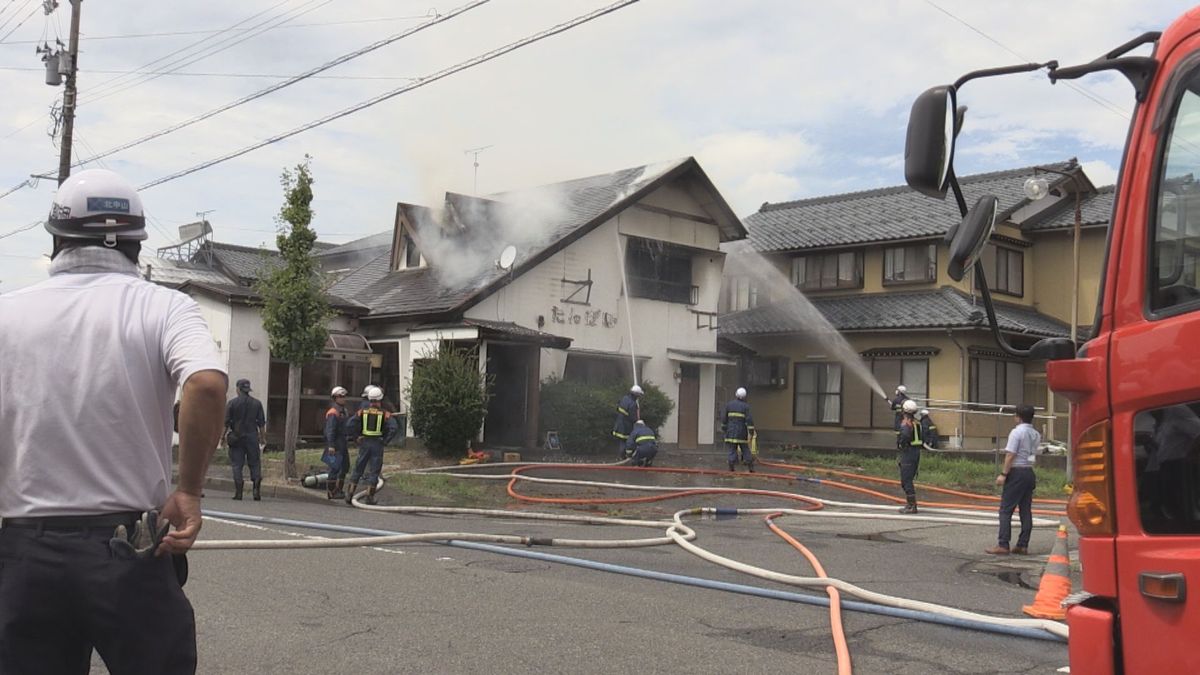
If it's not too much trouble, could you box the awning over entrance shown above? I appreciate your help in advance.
[666,348,737,366]
[414,319,571,349]
[325,332,372,355]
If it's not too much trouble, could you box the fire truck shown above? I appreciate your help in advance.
[904,7,1200,673]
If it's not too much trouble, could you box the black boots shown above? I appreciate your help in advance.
[233,481,243,500]
[728,462,736,472]
[327,479,346,500]
[899,496,918,514]
[252,479,262,501]
[747,461,755,473]
[344,482,357,505]
[364,486,378,506]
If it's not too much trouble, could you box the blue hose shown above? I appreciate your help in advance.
[203,509,1064,643]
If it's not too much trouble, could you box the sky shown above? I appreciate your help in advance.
[0,0,1186,290]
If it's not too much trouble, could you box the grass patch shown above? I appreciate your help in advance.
[386,473,489,504]
[776,446,1069,500]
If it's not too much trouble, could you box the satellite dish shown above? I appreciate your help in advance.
[497,244,517,271]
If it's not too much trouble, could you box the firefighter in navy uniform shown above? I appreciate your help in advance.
[919,409,940,449]
[722,387,756,472]
[323,386,351,500]
[613,384,643,459]
[0,169,227,673]
[345,386,399,505]
[890,385,910,433]
[897,399,922,513]
[624,420,658,467]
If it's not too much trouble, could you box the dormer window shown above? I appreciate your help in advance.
[401,233,422,269]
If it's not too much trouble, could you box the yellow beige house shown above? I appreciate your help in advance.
[718,160,1111,450]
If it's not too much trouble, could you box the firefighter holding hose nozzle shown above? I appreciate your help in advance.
[897,399,922,513]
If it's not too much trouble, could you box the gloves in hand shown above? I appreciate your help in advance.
[109,510,169,560]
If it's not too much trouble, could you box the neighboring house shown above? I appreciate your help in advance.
[719,159,1111,450]
[325,157,746,450]
[142,227,371,443]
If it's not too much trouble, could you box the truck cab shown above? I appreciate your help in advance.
[904,8,1200,673]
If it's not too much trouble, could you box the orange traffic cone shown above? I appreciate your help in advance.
[1022,524,1071,620]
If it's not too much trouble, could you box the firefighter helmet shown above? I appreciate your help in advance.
[630,385,644,397]
[735,387,747,400]
[902,399,919,414]
[331,386,348,397]
[365,385,384,401]
[45,169,147,245]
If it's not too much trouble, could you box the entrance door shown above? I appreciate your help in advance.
[1107,47,1200,674]
[677,364,700,450]
[484,344,529,448]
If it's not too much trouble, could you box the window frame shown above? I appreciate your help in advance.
[968,356,1025,407]
[727,275,759,312]
[793,362,843,426]
[869,357,930,428]
[624,238,697,305]
[992,246,1024,297]
[1146,61,1200,319]
[790,250,863,291]
[882,243,938,286]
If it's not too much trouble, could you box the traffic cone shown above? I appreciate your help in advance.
[1022,524,1071,620]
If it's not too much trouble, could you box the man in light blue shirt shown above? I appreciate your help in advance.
[986,404,1040,555]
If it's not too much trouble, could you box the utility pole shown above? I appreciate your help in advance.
[57,0,81,185]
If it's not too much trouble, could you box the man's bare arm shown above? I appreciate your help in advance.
[159,369,227,555]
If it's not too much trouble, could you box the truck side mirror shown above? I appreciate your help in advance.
[946,195,999,281]
[905,85,957,199]
[1029,337,1077,361]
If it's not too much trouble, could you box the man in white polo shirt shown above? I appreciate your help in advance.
[986,404,1040,555]
[0,169,227,674]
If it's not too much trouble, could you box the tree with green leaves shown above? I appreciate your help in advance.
[405,344,492,458]
[255,156,331,479]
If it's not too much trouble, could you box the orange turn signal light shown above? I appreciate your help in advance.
[1068,420,1115,536]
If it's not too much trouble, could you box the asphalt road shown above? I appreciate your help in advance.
[90,480,1070,674]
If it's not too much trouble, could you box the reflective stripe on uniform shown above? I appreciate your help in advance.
[727,412,745,418]
[725,438,748,444]
[362,410,386,437]
[910,423,923,447]
[612,432,629,439]
[617,407,628,415]
[635,435,655,442]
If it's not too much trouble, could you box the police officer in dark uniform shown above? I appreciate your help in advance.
[722,387,756,472]
[897,399,922,513]
[345,386,399,505]
[323,386,351,500]
[613,384,643,458]
[623,420,659,467]
[225,378,266,501]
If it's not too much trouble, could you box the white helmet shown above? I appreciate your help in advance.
[362,385,372,397]
[920,409,930,417]
[365,385,384,401]
[902,399,918,414]
[331,386,348,397]
[45,169,147,245]
[735,387,747,400]
[630,385,644,396]
[896,385,907,394]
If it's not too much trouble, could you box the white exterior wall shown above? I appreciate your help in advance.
[192,294,234,398]
[464,186,725,445]
[226,304,272,402]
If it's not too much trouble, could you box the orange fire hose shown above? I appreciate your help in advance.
[765,512,851,675]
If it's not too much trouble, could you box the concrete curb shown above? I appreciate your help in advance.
[198,473,335,505]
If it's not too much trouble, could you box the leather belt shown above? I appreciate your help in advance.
[2,512,142,530]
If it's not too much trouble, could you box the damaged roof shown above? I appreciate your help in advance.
[744,161,1079,252]
[333,157,745,320]
[719,286,1070,339]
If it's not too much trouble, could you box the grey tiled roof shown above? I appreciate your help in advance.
[138,255,233,287]
[719,286,1069,338]
[178,280,367,312]
[315,230,392,257]
[335,157,744,319]
[204,242,281,282]
[1024,185,1115,231]
[745,161,1076,252]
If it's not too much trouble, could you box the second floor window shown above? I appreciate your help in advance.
[727,276,758,312]
[883,243,936,285]
[791,251,862,291]
[401,233,421,269]
[977,246,1024,296]
[970,356,1024,406]
[625,238,695,304]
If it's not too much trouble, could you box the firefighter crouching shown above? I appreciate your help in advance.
[723,387,756,472]
[613,384,643,459]
[345,386,399,505]
[897,399,922,513]
[624,420,658,467]
[323,386,350,500]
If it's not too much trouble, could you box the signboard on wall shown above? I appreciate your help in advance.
[550,305,618,328]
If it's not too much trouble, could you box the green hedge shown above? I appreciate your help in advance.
[540,378,674,454]
[405,344,492,458]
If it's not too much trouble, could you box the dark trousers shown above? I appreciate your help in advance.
[0,525,196,674]
[329,440,350,480]
[727,441,752,465]
[998,467,1036,548]
[631,445,657,467]
[350,439,385,486]
[898,447,920,499]
[229,438,262,482]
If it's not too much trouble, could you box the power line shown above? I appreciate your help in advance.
[82,0,337,106]
[71,1,488,170]
[140,0,645,191]
[0,0,34,36]
[0,0,39,44]
[0,11,444,44]
[922,0,1132,121]
[0,65,421,80]
[0,219,42,240]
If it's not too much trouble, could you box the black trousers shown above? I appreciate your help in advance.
[998,466,1037,548]
[898,447,920,499]
[229,437,262,482]
[0,524,196,674]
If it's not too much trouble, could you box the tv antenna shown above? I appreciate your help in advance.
[196,209,216,222]
[463,144,494,194]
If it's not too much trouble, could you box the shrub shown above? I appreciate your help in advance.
[539,378,674,454]
[405,344,492,458]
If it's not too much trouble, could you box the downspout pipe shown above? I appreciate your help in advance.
[204,510,1062,643]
